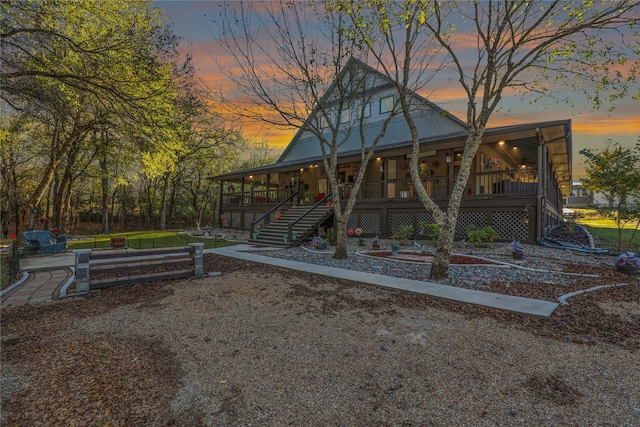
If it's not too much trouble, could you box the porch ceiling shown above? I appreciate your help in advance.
[541,123,572,196]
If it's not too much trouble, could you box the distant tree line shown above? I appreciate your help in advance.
[0,0,276,239]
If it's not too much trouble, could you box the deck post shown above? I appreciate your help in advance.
[74,249,92,293]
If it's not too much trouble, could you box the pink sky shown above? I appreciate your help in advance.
[157,1,639,178]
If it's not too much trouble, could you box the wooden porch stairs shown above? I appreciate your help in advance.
[251,205,333,247]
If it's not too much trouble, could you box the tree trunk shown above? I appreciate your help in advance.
[101,173,110,234]
[430,220,454,280]
[14,113,96,244]
[159,174,169,230]
[333,216,348,259]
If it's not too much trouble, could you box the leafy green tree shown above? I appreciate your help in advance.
[0,115,43,235]
[1,0,183,241]
[580,142,640,252]
[342,0,639,278]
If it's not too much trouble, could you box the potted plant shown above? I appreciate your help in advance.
[372,236,381,250]
[252,226,261,240]
[110,236,126,249]
[275,209,282,220]
[509,240,524,259]
[615,252,639,275]
[391,242,400,256]
[310,235,328,250]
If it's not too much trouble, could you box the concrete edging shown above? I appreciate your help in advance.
[0,272,30,298]
[209,245,559,319]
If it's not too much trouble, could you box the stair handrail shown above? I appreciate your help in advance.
[287,193,332,244]
[250,191,297,239]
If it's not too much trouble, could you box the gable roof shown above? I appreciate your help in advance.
[277,58,467,164]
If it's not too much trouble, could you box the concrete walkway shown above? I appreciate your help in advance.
[210,245,559,318]
[1,268,72,307]
[3,245,559,318]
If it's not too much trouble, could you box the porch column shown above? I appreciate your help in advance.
[218,180,224,227]
[240,177,245,206]
[536,132,545,241]
[266,173,270,203]
[382,159,387,199]
[447,152,454,194]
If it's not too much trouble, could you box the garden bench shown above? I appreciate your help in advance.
[22,230,67,255]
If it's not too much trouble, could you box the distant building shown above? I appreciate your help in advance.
[566,181,639,208]
[565,181,594,207]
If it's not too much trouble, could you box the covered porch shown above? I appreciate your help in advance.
[213,120,571,243]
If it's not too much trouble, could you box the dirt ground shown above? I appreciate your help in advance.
[1,254,639,426]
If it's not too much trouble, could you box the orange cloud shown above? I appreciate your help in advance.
[573,117,640,136]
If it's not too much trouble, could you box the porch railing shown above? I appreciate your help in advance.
[223,188,295,207]
[222,169,540,207]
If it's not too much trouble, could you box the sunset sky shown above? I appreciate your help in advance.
[157,1,639,178]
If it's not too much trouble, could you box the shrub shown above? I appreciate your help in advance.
[326,228,338,246]
[391,224,413,244]
[467,225,498,246]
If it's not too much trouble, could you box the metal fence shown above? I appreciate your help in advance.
[1,243,20,289]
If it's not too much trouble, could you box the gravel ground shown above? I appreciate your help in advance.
[249,238,614,290]
[1,236,639,426]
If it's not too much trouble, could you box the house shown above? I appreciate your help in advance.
[565,181,595,208]
[210,60,572,246]
[566,181,640,209]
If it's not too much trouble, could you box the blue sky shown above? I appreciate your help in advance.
[156,1,639,178]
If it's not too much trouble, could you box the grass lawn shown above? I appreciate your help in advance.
[66,231,237,251]
[571,208,640,252]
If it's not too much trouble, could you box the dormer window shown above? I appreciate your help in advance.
[380,95,394,113]
[340,109,351,124]
[358,102,371,118]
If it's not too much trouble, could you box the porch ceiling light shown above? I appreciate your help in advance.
[498,140,506,145]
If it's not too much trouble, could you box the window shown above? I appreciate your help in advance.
[357,102,371,118]
[380,95,394,113]
[320,114,332,129]
[340,109,351,124]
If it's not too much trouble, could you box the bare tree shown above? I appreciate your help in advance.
[345,0,639,278]
[216,1,401,258]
